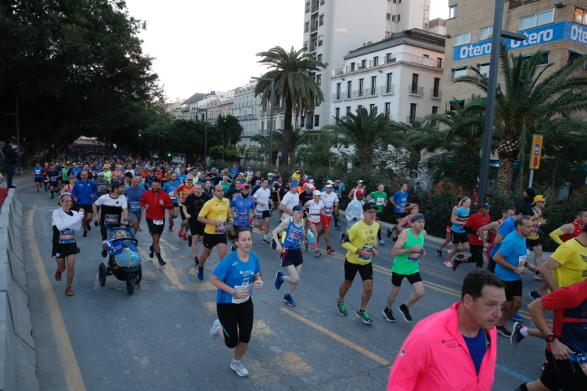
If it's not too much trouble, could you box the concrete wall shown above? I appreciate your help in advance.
[0,190,39,391]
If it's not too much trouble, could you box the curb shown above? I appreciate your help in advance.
[0,189,40,391]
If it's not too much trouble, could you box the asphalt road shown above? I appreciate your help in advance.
[15,176,548,391]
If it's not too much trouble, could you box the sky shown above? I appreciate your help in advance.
[124,0,449,101]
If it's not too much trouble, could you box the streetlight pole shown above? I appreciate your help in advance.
[252,76,276,168]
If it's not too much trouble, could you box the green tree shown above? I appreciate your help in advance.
[215,114,243,159]
[273,127,310,163]
[254,46,325,166]
[454,49,587,193]
[334,106,390,171]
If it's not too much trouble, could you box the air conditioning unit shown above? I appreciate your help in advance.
[554,0,565,8]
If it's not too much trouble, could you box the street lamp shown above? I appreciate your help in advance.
[252,76,276,168]
[477,0,525,204]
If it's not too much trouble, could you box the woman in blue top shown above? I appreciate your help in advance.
[271,205,306,307]
[209,228,263,378]
[445,196,471,268]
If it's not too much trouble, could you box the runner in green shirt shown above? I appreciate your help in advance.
[384,213,426,323]
[368,184,387,245]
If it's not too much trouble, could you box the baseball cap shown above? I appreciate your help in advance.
[363,202,377,211]
[325,184,333,188]
[481,203,491,209]
[410,213,425,223]
[533,195,546,204]
[357,179,364,183]
[293,205,303,212]
[306,183,315,190]
[313,190,321,196]
[326,180,334,185]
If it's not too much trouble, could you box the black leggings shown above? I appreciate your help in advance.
[469,245,484,267]
[217,299,254,348]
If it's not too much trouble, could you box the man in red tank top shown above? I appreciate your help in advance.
[549,208,586,246]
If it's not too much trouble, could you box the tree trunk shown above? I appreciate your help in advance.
[281,94,293,167]
[497,158,514,194]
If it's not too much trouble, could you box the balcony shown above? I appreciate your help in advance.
[332,93,343,102]
[311,0,319,13]
[431,89,442,100]
[333,53,444,78]
[380,85,395,96]
[311,22,319,32]
[409,86,424,97]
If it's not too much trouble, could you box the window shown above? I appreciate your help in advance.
[386,53,393,63]
[574,7,587,25]
[522,52,549,65]
[305,22,309,32]
[386,72,393,93]
[478,63,490,77]
[437,57,443,68]
[409,103,417,123]
[373,56,379,66]
[480,26,492,40]
[336,82,341,100]
[317,54,323,63]
[358,79,364,96]
[316,74,322,86]
[305,2,310,13]
[451,67,467,80]
[304,41,308,51]
[448,5,458,19]
[318,37,323,46]
[386,13,391,21]
[370,104,376,113]
[346,106,351,115]
[347,81,352,98]
[335,107,340,120]
[314,115,320,127]
[433,77,440,97]
[319,14,324,25]
[391,14,401,22]
[568,50,584,64]
[432,106,438,115]
[370,76,377,95]
[449,100,465,111]
[361,59,367,68]
[411,73,419,93]
[453,32,470,46]
[350,62,356,71]
[519,8,554,31]
[385,102,391,118]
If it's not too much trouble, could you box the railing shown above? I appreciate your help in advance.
[380,85,395,95]
[335,52,444,77]
[431,89,442,100]
[409,86,424,97]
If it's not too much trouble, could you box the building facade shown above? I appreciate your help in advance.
[386,0,431,36]
[443,0,587,109]
[330,29,445,124]
[233,82,261,143]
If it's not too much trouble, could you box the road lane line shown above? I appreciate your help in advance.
[27,207,87,391]
[281,308,391,367]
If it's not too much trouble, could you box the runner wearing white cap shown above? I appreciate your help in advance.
[305,190,324,257]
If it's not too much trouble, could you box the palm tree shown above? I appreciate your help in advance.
[334,106,389,170]
[273,127,310,162]
[255,46,325,166]
[454,49,587,193]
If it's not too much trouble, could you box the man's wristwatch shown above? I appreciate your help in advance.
[545,334,557,343]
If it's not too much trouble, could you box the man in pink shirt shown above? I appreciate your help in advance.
[387,269,506,390]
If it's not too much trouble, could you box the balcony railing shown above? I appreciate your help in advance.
[409,86,424,97]
[431,89,442,100]
[380,85,395,95]
[333,52,444,78]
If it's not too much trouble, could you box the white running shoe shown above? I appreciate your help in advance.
[230,360,249,377]
[209,319,221,339]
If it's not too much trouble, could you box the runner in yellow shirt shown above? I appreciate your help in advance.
[196,185,231,281]
[336,202,380,325]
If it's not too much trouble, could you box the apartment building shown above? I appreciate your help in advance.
[330,29,445,124]
[233,82,261,144]
[443,0,587,109]
[386,0,431,36]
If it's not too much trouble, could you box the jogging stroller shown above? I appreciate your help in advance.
[98,226,142,295]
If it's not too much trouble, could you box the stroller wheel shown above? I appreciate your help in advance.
[135,267,142,285]
[126,278,135,296]
[98,263,106,287]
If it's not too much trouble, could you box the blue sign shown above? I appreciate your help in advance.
[453,22,587,61]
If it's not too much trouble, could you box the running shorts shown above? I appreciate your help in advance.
[203,233,227,249]
[320,214,332,228]
[281,249,303,267]
[451,231,468,244]
[216,299,254,348]
[344,260,373,281]
[540,349,587,390]
[255,210,270,219]
[188,219,205,236]
[526,238,541,249]
[391,272,422,287]
[502,279,523,301]
[469,245,484,268]
[146,218,165,236]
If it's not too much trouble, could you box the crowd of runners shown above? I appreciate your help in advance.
[38,156,586,389]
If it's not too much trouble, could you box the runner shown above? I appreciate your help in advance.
[163,172,182,232]
[41,162,50,192]
[197,184,231,281]
[93,181,128,257]
[348,179,366,200]
[71,169,98,237]
[52,193,85,296]
[337,202,380,325]
[393,203,419,239]
[435,197,462,257]
[279,184,300,221]
[177,174,196,241]
[493,216,532,337]
[548,208,586,245]
[272,205,306,307]
[139,178,173,266]
[390,182,409,227]
[368,183,387,245]
[444,196,472,268]
[182,182,211,263]
[47,163,61,199]
[527,195,547,275]
[208,228,264,378]
[252,178,272,244]
[387,270,504,390]
[304,190,324,257]
[384,213,426,322]
[332,179,345,229]
[319,183,339,254]
[518,279,587,391]
[230,183,255,248]
[32,163,43,192]
[453,203,492,271]
[125,176,145,235]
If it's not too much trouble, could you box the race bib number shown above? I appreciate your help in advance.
[376,198,385,206]
[50,176,57,182]
[323,207,333,216]
[104,214,119,225]
[215,222,226,234]
[129,201,141,212]
[518,254,527,266]
[153,219,164,226]
[232,283,250,304]
[58,229,76,244]
[309,213,321,223]
[358,245,373,261]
